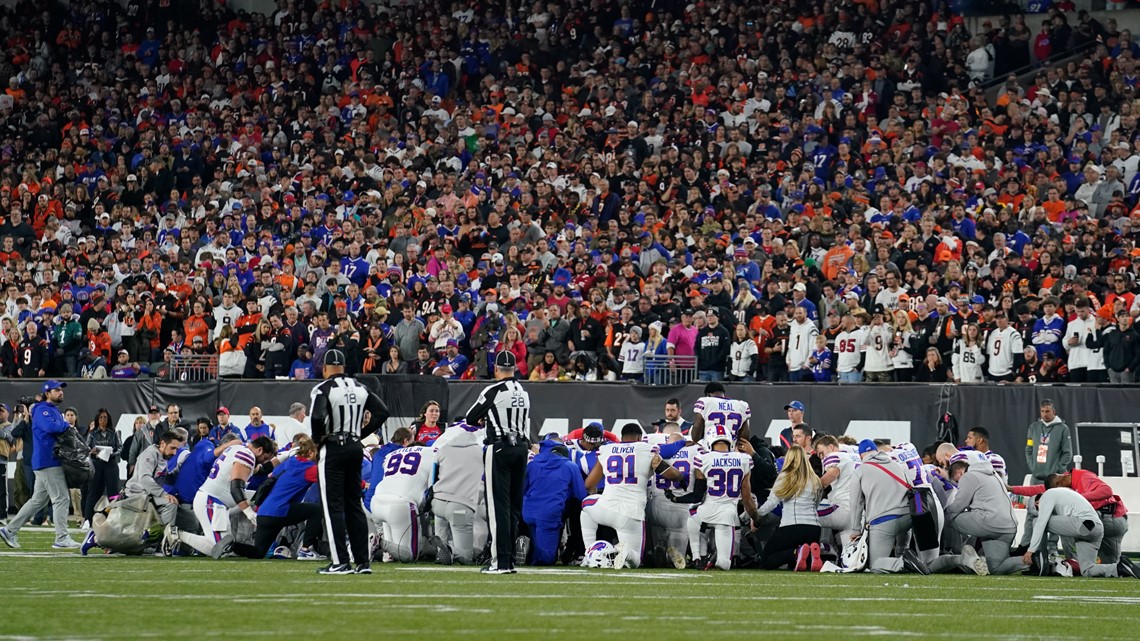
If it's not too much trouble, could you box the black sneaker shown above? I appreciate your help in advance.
[432,536,453,565]
[651,542,668,569]
[354,563,373,575]
[902,549,931,575]
[1035,551,1051,576]
[319,563,353,575]
[1118,556,1139,579]
[1011,545,1028,557]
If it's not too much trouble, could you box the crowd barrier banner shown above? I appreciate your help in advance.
[2,379,1138,483]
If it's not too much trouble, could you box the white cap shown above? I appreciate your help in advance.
[793,282,807,292]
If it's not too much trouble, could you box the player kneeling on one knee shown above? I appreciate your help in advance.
[175,436,278,558]
[582,423,683,569]
[667,433,759,571]
[370,441,438,562]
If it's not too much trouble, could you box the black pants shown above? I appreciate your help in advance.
[319,438,368,567]
[232,503,323,559]
[761,525,821,570]
[1069,368,1087,383]
[83,460,120,522]
[485,440,528,570]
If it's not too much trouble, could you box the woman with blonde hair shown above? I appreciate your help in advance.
[755,445,823,571]
[890,309,916,382]
[231,434,322,560]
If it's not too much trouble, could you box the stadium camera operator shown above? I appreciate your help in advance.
[1,382,80,549]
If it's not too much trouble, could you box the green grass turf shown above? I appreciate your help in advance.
[3,528,1139,641]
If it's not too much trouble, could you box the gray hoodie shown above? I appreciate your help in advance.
[944,458,1016,534]
[432,427,484,510]
[850,452,910,530]
[125,444,175,501]
[1025,415,1072,480]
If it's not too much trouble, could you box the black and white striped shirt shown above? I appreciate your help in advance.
[465,378,530,442]
[310,375,389,441]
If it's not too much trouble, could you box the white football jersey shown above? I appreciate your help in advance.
[893,442,931,487]
[692,449,751,526]
[693,396,751,447]
[375,445,437,504]
[821,450,856,507]
[650,443,700,499]
[199,444,257,507]
[986,450,1008,483]
[596,441,659,519]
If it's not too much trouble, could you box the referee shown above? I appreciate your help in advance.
[465,351,530,574]
[310,349,390,575]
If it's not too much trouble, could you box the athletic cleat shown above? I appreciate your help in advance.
[210,535,234,560]
[432,536,453,565]
[52,538,81,550]
[81,530,98,556]
[652,542,668,569]
[354,563,372,574]
[369,533,383,561]
[794,544,810,572]
[271,546,293,560]
[612,542,630,570]
[902,549,931,575]
[318,563,353,575]
[161,524,179,558]
[666,546,686,570]
[514,535,530,566]
[809,542,823,572]
[961,545,988,576]
[1118,556,1140,579]
[297,547,327,561]
[0,527,21,549]
[480,565,513,575]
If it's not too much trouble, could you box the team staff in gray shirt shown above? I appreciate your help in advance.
[850,440,929,574]
[430,421,486,565]
[931,458,1027,576]
[1022,485,1120,578]
[124,428,188,526]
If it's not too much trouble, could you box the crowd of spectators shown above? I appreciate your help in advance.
[1,0,1140,385]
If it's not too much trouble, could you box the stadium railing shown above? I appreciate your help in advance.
[167,355,219,382]
[643,355,698,386]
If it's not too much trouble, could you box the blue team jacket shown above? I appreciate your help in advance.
[31,402,70,470]
[522,440,587,523]
[171,440,220,503]
[259,456,319,518]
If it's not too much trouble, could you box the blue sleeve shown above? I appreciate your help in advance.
[40,407,69,434]
[658,440,686,459]
[651,242,672,260]
[567,463,588,502]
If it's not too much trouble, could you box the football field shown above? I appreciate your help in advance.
[3,529,1138,641]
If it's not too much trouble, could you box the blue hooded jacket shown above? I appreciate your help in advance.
[31,401,71,470]
[522,440,587,523]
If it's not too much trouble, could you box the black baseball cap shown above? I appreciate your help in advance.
[494,351,517,369]
[325,349,347,366]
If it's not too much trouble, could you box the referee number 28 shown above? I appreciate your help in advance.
[510,395,526,407]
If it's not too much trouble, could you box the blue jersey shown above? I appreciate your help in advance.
[364,442,402,510]
[258,456,318,518]
[1032,316,1066,358]
[340,256,370,287]
[172,440,219,503]
[243,423,273,442]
